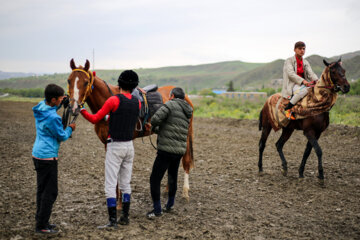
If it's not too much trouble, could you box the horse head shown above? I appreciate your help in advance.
[323,58,350,93]
[67,59,94,116]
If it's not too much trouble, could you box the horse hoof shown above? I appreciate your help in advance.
[318,178,325,186]
[281,169,287,176]
[116,204,122,211]
[258,171,264,176]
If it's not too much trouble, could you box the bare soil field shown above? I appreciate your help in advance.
[0,101,360,239]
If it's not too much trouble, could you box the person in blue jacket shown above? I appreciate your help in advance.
[32,84,75,234]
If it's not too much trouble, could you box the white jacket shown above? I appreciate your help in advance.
[281,55,318,98]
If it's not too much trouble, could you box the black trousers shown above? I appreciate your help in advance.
[150,150,182,202]
[33,158,58,229]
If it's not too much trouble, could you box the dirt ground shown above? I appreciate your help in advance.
[0,101,360,240]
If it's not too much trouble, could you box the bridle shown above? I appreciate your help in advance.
[62,68,94,129]
[318,64,342,92]
[67,68,95,107]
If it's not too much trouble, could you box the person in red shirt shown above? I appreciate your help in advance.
[282,41,318,119]
[81,70,141,228]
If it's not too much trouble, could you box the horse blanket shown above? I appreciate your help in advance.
[266,84,337,131]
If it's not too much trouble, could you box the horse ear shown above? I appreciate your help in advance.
[70,58,76,70]
[323,59,330,67]
[84,59,90,71]
[337,57,342,63]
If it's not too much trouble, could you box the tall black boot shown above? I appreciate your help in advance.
[119,202,130,225]
[284,102,294,110]
[98,207,118,229]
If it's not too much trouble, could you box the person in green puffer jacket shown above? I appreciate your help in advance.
[145,87,193,219]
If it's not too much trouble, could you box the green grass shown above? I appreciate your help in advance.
[1,94,359,126]
[329,95,360,126]
[193,96,265,120]
[193,95,360,126]
[0,95,43,103]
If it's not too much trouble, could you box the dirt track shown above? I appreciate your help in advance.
[1,101,360,240]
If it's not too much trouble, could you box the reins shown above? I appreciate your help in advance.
[317,66,336,90]
[68,68,95,107]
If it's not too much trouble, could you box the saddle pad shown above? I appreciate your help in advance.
[143,91,163,117]
[266,87,337,131]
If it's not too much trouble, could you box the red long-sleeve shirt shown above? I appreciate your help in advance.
[296,55,305,78]
[81,93,141,124]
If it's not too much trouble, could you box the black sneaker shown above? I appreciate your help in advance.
[163,205,173,213]
[146,209,163,219]
[47,223,57,229]
[35,227,59,234]
[97,221,118,229]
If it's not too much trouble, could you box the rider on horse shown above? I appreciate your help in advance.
[282,41,318,119]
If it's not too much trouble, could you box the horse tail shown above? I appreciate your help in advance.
[188,115,194,169]
[184,94,194,170]
[259,109,263,131]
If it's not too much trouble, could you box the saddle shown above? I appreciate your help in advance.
[132,84,163,119]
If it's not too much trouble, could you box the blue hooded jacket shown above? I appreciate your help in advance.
[32,100,73,159]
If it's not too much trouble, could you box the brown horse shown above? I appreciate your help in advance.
[258,59,350,182]
[65,59,194,202]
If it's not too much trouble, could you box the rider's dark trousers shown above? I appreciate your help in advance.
[33,158,58,229]
[150,150,182,202]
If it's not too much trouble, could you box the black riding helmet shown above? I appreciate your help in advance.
[118,70,139,91]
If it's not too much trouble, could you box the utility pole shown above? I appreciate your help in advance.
[92,48,95,71]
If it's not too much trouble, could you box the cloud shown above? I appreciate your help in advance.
[0,0,359,72]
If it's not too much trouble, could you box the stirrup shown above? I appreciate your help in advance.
[285,110,295,120]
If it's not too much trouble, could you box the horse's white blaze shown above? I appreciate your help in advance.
[72,77,79,112]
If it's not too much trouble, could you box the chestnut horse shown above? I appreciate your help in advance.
[65,59,194,203]
[258,59,350,183]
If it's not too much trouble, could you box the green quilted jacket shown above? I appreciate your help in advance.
[151,98,193,155]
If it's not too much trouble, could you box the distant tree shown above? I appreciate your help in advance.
[227,81,235,92]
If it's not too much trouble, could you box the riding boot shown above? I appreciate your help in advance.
[119,202,130,225]
[98,207,117,229]
[284,102,294,110]
[119,193,130,225]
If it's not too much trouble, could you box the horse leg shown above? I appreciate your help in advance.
[304,132,324,181]
[298,141,312,178]
[275,128,294,176]
[258,125,271,173]
[182,158,191,202]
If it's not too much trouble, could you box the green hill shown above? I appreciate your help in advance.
[0,61,264,91]
[231,53,360,90]
[0,51,359,91]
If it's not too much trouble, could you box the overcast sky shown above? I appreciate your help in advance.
[0,0,359,73]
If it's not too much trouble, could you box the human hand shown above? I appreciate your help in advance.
[69,123,76,131]
[145,123,152,131]
[61,95,70,108]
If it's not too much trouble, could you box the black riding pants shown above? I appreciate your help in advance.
[150,150,182,202]
[33,158,58,229]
